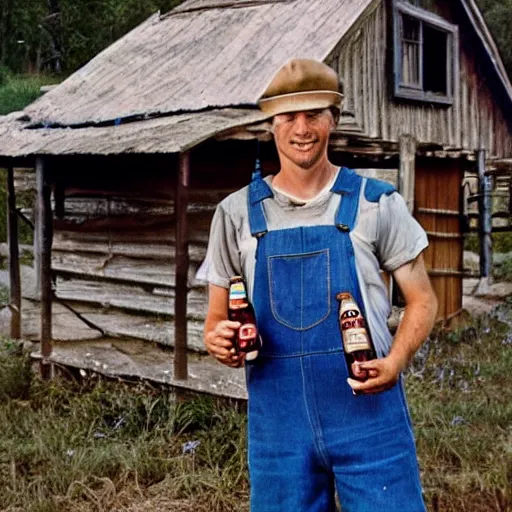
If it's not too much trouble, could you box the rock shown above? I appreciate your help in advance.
[0,305,12,336]
[463,251,479,272]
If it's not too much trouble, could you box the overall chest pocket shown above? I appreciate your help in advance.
[268,249,331,331]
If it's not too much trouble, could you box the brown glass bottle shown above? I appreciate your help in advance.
[336,292,376,381]
[228,276,262,360]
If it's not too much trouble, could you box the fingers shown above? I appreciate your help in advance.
[215,320,241,339]
[347,377,395,395]
[347,377,393,395]
[347,358,400,395]
[205,320,244,368]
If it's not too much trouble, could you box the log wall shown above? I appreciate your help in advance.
[15,144,274,351]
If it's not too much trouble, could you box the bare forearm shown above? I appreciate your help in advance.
[388,297,437,371]
[348,253,437,394]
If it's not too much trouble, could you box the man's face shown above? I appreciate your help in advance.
[272,109,335,170]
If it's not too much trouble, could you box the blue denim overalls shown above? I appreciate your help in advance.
[245,168,426,511]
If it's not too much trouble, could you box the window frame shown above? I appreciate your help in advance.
[393,0,459,105]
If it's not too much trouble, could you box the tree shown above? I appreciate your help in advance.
[476,0,512,77]
[0,0,184,74]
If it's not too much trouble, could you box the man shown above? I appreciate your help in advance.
[204,59,437,511]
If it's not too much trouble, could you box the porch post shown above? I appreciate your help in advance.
[399,134,416,213]
[36,157,53,379]
[6,165,21,339]
[476,149,492,294]
[174,151,190,380]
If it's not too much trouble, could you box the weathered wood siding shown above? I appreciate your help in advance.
[329,0,511,158]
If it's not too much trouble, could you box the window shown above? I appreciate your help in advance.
[393,1,458,105]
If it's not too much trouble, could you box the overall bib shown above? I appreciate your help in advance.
[245,168,426,512]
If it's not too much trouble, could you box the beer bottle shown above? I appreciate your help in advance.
[336,292,376,381]
[228,276,262,361]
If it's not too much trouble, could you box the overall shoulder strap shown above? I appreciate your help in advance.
[247,161,273,238]
[331,167,363,232]
[364,177,396,202]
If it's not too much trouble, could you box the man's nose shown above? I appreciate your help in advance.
[292,113,311,134]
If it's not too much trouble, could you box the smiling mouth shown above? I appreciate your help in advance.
[291,141,316,150]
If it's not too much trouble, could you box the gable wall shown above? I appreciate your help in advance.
[326,0,511,158]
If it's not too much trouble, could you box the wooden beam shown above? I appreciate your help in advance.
[6,166,21,339]
[399,135,416,213]
[174,152,190,380]
[36,157,53,379]
[475,149,493,295]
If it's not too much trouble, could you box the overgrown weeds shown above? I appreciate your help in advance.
[0,303,511,511]
[406,303,512,511]
[0,342,249,511]
[0,73,61,116]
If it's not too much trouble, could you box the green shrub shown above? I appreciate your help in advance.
[464,232,512,254]
[0,339,32,401]
[0,66,12,87]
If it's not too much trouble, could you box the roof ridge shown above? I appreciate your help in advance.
[162,0,295,18]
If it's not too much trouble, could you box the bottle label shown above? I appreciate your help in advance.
[338,293,372,354]
[229,282,248,309]
[343,329,372,353]
[238,323,257,350]
[229,282,247,299]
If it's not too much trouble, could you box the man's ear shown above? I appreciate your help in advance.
[329,107,340,129]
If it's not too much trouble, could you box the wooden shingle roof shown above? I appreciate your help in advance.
[23,0,375,127]
[0,109,269,156]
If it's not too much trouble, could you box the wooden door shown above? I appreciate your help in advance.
[414,158,464,321]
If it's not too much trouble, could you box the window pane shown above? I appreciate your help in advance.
[423,24,448,95]
[401,14,421,87]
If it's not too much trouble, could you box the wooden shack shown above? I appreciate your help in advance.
[0,0,511,380]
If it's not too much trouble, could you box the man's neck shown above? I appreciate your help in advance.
[272,160,338,201]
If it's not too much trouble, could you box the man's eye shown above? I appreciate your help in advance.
[306,112,321,120]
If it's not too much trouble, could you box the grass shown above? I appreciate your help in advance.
[407,303,512,511]
[0,71,61,117]
[0,346,249,512]
[465,232,512,254]
[0,302,511,512]
[465,232,512,281]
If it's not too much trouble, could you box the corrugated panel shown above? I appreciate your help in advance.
[0,108,268,156]
[22,0,374,127]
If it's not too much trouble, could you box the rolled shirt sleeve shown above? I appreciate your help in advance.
[377,192,429,272]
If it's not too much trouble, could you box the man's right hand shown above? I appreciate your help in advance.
[204,320,245,368]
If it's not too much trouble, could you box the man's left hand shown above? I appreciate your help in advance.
[347,355,405,394]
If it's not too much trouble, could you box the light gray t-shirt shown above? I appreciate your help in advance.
[205,169,428,356]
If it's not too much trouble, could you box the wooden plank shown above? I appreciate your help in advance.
[66,303,207,352]
[52,232,208,261]
[399,135,416,212]
[417,207,459,216]
[55,276,208,318]
[36,157,53,379]
[7,166,21,339]
[51,251,204,288]
[427,269,465,277]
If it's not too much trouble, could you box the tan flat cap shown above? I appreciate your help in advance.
[258,59,343,116]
